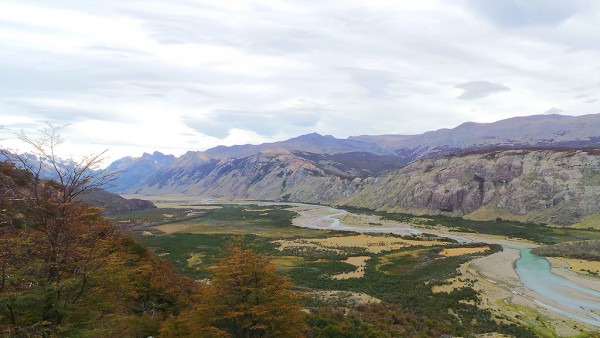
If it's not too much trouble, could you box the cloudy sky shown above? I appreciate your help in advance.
[1,0,599,164]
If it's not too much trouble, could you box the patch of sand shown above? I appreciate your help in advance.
[439,246,490,257]
[331,256,370,280]
[547,257,600,292]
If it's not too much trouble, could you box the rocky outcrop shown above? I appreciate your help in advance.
[340,149,600,225]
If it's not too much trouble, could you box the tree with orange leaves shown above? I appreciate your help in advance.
[161,239,307,338]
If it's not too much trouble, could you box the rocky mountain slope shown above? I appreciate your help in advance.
[104,151,176,192]
[129,149,361,202]
[104,113,600,193]
[340,148,600,226]
[118,147,600,227]
[351,113,600,161]
[101,114,600,226]
[204,132,393,159]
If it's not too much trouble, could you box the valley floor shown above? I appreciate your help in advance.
[123,194,600,336]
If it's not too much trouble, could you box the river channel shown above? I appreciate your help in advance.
[514,247,600,326]
[286,203,600,327]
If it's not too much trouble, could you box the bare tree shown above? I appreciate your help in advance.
[2,123,118,201]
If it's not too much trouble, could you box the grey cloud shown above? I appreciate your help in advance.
[5,98,133,124]
[183,108,323,139]
[465,0,585,28]
[341,68,399,98]
[455,81,510,100]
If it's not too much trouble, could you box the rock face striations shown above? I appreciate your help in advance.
[129,149,363,202]
[340,148,600,226]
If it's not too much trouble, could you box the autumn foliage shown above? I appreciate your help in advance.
[0,161,196,336]
[161,239,307,337]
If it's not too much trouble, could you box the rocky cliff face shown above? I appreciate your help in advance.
[340,149,600,226]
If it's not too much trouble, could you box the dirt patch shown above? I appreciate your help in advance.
[439,246,489,257]
[432,277,468,293]
[559,258,600,276]
[331,256,370,280]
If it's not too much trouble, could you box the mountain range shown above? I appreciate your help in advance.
[57,114,600,227]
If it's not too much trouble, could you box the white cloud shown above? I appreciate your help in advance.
[1,0,600,165]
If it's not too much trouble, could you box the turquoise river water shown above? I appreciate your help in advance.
[513,247,600,326]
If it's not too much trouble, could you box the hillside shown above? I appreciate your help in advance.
[350,113,600,161]
[0,161,196,336]
[77,188,156,215]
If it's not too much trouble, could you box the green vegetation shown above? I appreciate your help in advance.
[532,240,600,261]
[112,204,339,238]
[138,233,276,278]
[131,202,536,337]
[106,207,206,227]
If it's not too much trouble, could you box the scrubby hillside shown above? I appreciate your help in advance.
[532,240,600,261]
[0,161,195,336]
[77,188,156,214]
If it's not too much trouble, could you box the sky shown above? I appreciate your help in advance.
[1,0,599,165]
